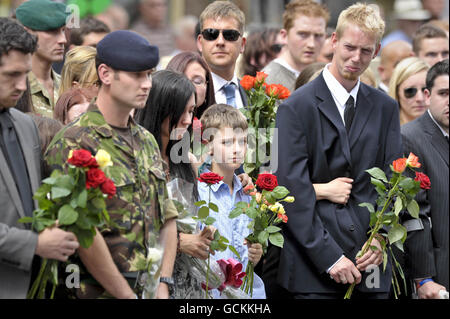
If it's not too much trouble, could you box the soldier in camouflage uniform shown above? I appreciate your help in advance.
[45,30,178,299]
[16,0,69,117]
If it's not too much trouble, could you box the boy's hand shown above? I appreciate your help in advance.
[245,240,263,265]
[238,173,254,192]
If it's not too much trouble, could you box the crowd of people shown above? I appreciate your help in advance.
[0,0,448,301]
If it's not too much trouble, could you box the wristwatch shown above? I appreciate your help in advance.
[160,277,174,286]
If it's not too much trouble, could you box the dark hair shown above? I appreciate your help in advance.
[166,51,216,119]
[295,62,326,89]
[135,70,198,195]
[70,17,110,46]
[240,28,281,77]
[413,23,448,55]
[426,59,449,92]
[0,17,37,64]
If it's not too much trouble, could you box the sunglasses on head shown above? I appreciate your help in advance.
[201,28,241,42]
[403,87,427,99]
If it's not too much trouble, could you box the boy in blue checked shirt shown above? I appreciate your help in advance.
[198,104,266,299]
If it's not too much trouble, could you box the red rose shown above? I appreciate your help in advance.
[415,172,431,190]
[240,75,256,91]
[68,149,98,168]
[86,168,107,189]
[255,71,268,84]
[277,85,291,100]
[392,158,407,173]
[101,178,116,198]
[255,173,278,191]
[265,84,280,97]
[198,172,223,185]
[278,213,288,223]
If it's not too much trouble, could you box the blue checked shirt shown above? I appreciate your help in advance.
[198,172,266,299]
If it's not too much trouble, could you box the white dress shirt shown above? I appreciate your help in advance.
[211,72,244,109]
[321,64,361,273]
[322,63,360,126]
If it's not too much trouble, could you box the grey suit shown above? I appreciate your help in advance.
[0,108,41,299]
[401,111,449,290]
[262,60,297,93]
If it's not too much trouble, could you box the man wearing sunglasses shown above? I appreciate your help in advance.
[262,0,329,93]
[401,59,449,299]
[197,1,247,109]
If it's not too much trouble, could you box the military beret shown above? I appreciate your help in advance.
[96,30,159,72]
[16,0,69,31]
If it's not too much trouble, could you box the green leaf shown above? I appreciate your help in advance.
[229,207,244,219]
[57,205,79,226]
[383,250,388,272]
[76,228,95,248]
[266,225,281,233]
[388,224,407,245]
[246,207,259,219]
[77,189,88,208]
[369,245,379,252]
[197,206,209,219]
[366,167,388,183]
[51,186,71,199]
[257,230,269,244]
[269,232,284,248]
[406,200,420,219]
[359,202,375,214]
[399,178,416,191]
[55,175,74,191]
[208,202,219,212]
[394,197,403,216]
[92,197,106,210]
[194,200,207,207]
[271,186,289,199]
[18,216,33,224]
[370,178,386,190]
[204,216,216,225]
[228,245,241,261]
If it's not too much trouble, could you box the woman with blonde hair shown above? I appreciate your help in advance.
[59,46,99,98]
[389,57,430,125]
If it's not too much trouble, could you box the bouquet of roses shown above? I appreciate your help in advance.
[344,153,429,299]
[19,149,116,299]
[230,172,293,297]
[240,72,290,179]
[166,178,247,299]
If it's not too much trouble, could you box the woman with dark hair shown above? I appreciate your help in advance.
[135,69,214,299]
[240,28,283,77]
[166,51,216,119]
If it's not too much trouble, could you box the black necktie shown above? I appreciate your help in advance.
[0,110,34,217]
[344,96,355,133]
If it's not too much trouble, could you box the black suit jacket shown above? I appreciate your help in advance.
[401,112,449,289]
[273,73,402,294]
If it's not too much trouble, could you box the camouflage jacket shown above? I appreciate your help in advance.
[44,104,178,298]
[28,70,61,118]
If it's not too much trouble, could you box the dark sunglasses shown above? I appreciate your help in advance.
[403,87,427,99]
[201,28,241,42]
[270,43,284,54]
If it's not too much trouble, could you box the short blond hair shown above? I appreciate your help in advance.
[388,57,429,101]
[283,0,329,31]
[199,0,245,34]
[335,3,385,46]
[59,46,98,96]
[200,104,248,142]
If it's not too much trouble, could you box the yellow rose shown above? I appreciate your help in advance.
[261,204,268,211]
[95,149,113,169]
[68,149,73,160]
[270,202,285,214]
[284,196,295,203]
